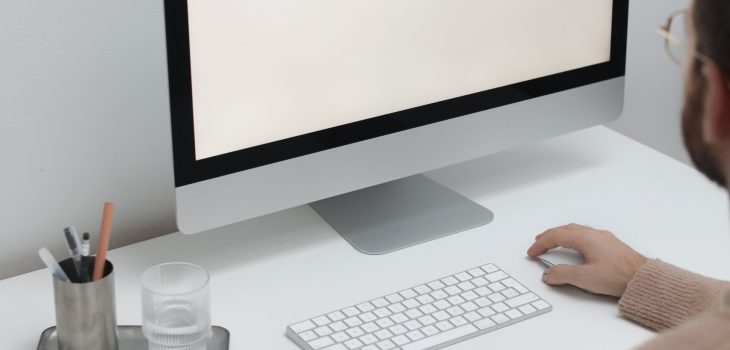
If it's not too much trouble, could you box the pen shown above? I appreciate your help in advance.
[63,226,84,282]
[38,248,70,282]
[92,202,115,281]
[81,232,91,282]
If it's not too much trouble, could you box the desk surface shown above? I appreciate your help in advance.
[2,126,729,349]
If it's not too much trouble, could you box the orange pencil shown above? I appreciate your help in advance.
[92,202,115,281]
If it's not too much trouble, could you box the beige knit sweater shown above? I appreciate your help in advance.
[619,259,730,349]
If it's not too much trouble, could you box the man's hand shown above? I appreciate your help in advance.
[527,224,647,297]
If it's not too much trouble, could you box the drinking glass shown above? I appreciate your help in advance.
[141,262,211,350]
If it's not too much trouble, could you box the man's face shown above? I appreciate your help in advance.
[681,10,727,187]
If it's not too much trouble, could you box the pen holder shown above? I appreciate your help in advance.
[53,257,119,350]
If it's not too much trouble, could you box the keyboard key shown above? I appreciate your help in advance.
[404,320,422,330]
[428,280,446,290]
[488,282,505,292]
[455,272,472,282]
[475,297,492,307]
[373,308,392,318]
[468,268,485,277]
[360,312,377,323]
[346,327,365,338]
[403,298,420,309]
[491,313,510,324]
[488,293,506,303]
[461,291,478,301]
[358,302,375,313]
[310,336,335,349]
[485,271,508,282]
[447,295,465,305]
[430,290,448,300]
[392,335,410,346]
[389,324,408,335]
[322,344,347,350]
[472,277,488,286]
[450,316,468,327]
[519,304,538,314]
[446,306,465,317]
[361,322,379,333]
[418,315,436,326]
[406,330,425,341]
[314,316,332,326]
[372,298,389,308]
[502,278,530,293]
[477,307,495,318]
[502,288,519,298]
[481,264,499,273]
[506,293,539,308]
[433,310,450,321]
[464,311,482,322]
[343,307,360,317]
[360,334,378,345]
[444,286,461,296]
[386,294,404,303]
[300,331,317,341]
[416,294,435,304]
[315,326,333,337]
[475,286,491,296]
[533,300,551,310]
[374,329,393,340]
[291,320,316,333]
[344,339,363,349]
[405,309,424,319]
[402,324,478,350]
[475,318,496,330]
[328,311,346,321]
[362,346,378,350]
[421,325,440,336]
[461,301,478,312]
[388,303,406,313]
[492,302,509,313]
[505,309,523,319]
[441,276,459,286]
[376,339,396,349]
[332,332,350,342]
[376,318,395,328]
[419,304,437,314]
[400,289,418,299]
[344,317,362,327]
[435,320,454,331]
[414,285,432,294]
[391,313,408,323]
[433,300,450,310]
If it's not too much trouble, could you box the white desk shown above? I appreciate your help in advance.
[3,126,729,349]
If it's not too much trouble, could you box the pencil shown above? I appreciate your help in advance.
[92,202,115,281]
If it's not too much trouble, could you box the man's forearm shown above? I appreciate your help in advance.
[618,259,730,330]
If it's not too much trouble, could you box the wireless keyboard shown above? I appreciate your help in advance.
[286,263,551,350]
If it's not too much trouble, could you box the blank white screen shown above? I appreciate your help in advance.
[188,0,613,160]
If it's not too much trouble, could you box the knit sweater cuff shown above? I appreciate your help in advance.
[618,259,712,331]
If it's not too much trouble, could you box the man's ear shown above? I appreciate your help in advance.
[703,63,730,144]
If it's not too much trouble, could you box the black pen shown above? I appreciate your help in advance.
[81,232,91,282]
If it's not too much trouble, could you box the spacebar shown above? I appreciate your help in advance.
[401,325,478,350]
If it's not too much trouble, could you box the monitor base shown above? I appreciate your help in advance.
[310,175,494,255]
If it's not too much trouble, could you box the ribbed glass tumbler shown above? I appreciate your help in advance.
[141,263,211,350]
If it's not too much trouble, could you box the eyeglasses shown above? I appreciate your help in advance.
[656,10,712,66]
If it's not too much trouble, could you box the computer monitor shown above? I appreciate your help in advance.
[164,0,628,253]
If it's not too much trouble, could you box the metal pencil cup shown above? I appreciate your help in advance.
[53,257,119,350]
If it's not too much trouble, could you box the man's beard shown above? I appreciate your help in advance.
[682,61,727,187]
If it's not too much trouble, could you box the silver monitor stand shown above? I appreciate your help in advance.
[310,175,494,254]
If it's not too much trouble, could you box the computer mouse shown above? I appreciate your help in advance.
[537,247,586,268]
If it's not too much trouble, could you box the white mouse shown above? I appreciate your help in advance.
[537,247,586,268]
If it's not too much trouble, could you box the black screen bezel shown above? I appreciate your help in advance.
[166,0,628,187]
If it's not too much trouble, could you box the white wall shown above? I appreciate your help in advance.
[608,0,692,165]
[0,0,693,280]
